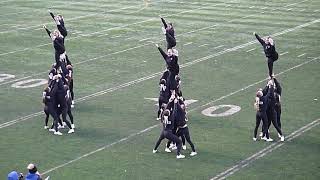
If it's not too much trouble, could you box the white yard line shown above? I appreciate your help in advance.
[0,2,215,57]
[279,51,289,56]
[210,118,320,180]
[198,44,209,47]
[0,19,319,128]
[246,48,256,53]
[297,53,306,57]
[213,45,224,49]
[183,42,193,46]
[41,57,319,175]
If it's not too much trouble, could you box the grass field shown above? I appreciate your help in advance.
[0,0,319,179]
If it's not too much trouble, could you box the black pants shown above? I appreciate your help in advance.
[43,105,62,126]
[56,95,72,129]
[47,103,60,132]
[69,79,74,101]
[166,33,176,49]
[44,106,50,126]
[266,108,282,136]
[67,101,74,124]
[177,127,196,152]
[167,71,178,91]
[154,129,182,155]
[275,105,281,129]
[256,111,270,138]
[267,58,276,77]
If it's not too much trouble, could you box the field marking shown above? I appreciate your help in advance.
[0,0,308,57]
[246,48,256,53]
[40,57,319,175]
[213,45,224,49]
[279,51,289,56]
[183,42,193,46]
[210,118,320,180]
[0,1,217,57]
[199,44,209,47]
[297,53,306,57]
[284,0,308,7]
[189,56,319,113]
[0,19,319,128]
[0,4,140,34]
[0,0,232,34]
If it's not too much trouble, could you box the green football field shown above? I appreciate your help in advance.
[0,0,319,179]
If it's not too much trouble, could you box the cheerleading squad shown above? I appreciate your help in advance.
[42,11,75,136]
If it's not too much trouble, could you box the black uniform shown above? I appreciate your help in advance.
[255,33,278,77]
[253,87,273,139]
[175,102,196,152]
[50,12,68,38]
[44,82,60,132]
[44,28,65,67]
[161,17,176,49]
[153,101,183,156]
[66,66,74,101]
[158,80,170,119]
[264,86,283,136]
[157,47,179,91]
[55,78,72,129]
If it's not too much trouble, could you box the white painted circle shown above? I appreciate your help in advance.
[201,105,241,117]
[0,74,15,82]
[11,79,47,89]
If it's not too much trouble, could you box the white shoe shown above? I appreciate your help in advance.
[49,128,55,132]
[253,137,257,141]
[266,138,273,142]
[71,104,74,108]
[152,149,157,153]
[44,126,49,129]
[165,148,171,153]
[72,100,75,105]
[280,136,285,142]
[68,129,75,134]
[190,152,197,156]
[58,125,65,129]
[161,27,166,34]
[54,131,63,135]
[278,133,282,138]
[169,143,175,149]
[156,117,160,121]
[62,122,67,126]
[71,124,75,129]
[171,145,177,150]
[261,136,267,141]
[176,154,185,159]
[259,132,263,137]
[182,145,187,150]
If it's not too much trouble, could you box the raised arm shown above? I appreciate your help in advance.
[156,44,167,59]
[254,32,265,45]
[49,11,55,20]
[160,16,168,28]
[273,78,282,95]
[43,25,51,38]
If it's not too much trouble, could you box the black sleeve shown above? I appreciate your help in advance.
[50,12,55,20]
[273,78,282,95]
[255,33,265,46]
[266,86,274,98]
[262,86,269,95]
[161,17,168,29]
[54,38,65,52]
[157,47,168,60]
[45,28,51,38]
